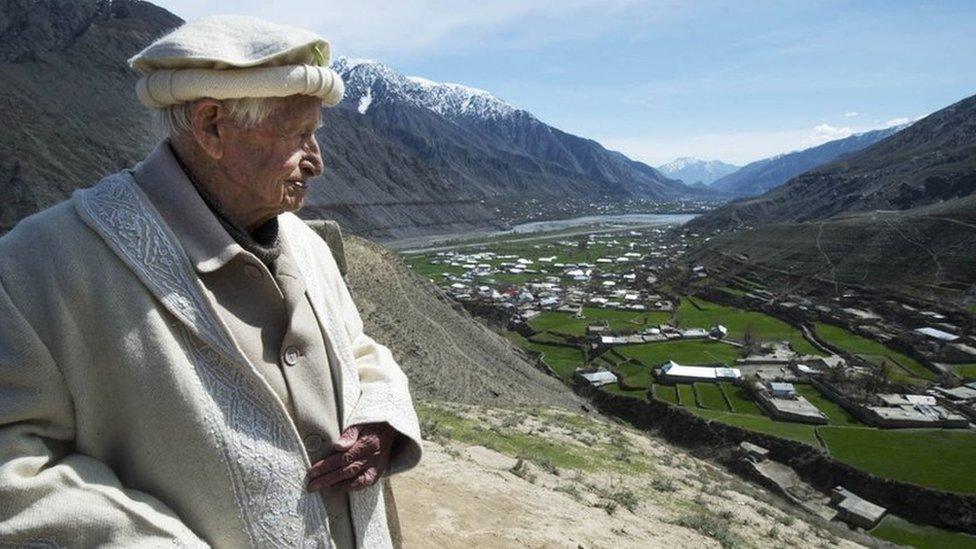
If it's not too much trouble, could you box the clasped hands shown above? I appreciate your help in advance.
[306,422,396,493]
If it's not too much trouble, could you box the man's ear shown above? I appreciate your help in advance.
[189,99,227,160]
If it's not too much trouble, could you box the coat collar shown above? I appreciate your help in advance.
[131,140,244,273]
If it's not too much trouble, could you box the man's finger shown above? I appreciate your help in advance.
[332,467,379,492]
[307,452,346,481]
[307,460,365,492]
[333,425,360,452]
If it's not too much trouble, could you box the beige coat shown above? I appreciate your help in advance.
[0,168,422,547]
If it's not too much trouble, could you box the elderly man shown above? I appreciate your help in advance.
[0,15,421,548]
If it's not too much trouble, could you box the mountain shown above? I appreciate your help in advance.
[690,93,976,233]
[657,157,739,186]
[688,195,976,302]
[306,58,706,239]
[0,2,706,241]
[685,93,976,303]
[709,126,904,197]
[0,0,181,235]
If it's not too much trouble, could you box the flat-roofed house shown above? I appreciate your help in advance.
[657,361,741,384]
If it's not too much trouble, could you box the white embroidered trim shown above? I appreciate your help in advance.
[76,174,331,548]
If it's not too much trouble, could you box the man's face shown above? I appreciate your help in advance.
[217,95,324,228]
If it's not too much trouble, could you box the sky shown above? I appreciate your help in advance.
[152,0,976,166]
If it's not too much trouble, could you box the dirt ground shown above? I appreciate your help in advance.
[392,403,870,549]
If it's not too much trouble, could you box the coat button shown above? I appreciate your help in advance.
[304,434,323,453]
[283,346,301,366]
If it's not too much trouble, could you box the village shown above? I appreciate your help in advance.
[404,222,976,543]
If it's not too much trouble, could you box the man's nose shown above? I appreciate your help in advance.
[301,137,324,177]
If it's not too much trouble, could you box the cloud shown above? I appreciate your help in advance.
[881,117,911,128]
[844,111,859,117]
[599,116,912,166]
[152,0,653,59]
[804,123,855,146]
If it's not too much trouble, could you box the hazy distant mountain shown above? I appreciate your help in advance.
[657,157,739,186]
[689,93,976,232]
[710,126,904,197]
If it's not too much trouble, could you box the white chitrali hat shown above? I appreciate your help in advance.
[128,15,345,108]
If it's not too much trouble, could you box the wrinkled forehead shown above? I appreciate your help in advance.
[266,95,325,129]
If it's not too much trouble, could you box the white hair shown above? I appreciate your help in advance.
[153,97,279,138]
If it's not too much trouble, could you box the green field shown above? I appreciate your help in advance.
[716,286,747,297]
[689,409,820,446]
[616,339,741,367]
[820,427,976,493]
[653,383,679,404]
[814,322,935,382]
[405,255,467,278]
[601,384,646,398]
[694,383,730,411]
[677,384,697,407]
[676,297,823,355]
[530,307,671,336]
[507,333,583,381]
[953,364,976,380]
[614,361,653,389]
[721,382,763,415]
[872,515,976,549]
[794,384,863,426]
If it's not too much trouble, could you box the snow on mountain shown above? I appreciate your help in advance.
[656,157,739,186]
[332,56,523,121]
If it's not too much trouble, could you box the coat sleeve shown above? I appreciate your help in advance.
[321,245,423,477]
[0,280,209,547]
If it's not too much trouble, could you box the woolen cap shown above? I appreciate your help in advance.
[128,15,344,108]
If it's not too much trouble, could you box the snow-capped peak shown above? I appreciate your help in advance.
[657,157,739,185]
[332,56,523,121]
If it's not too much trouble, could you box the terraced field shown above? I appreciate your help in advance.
[872,515,976,549]
[530,308,670,336]
[814,322,936,383]
[652,383,679,404]
[616,339,741,366]
[694,382,730,411]
[952,363,976,379]
[720,382,763,415]
[820,427,976,493]
[688,408,821,446]
[613,360,653,389]
[677,384,697,407]
[794,384,863,426]
[677,297,824,356]
[506,333,583,382]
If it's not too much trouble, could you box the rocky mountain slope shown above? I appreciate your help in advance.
[690,92,976,232]
[688,194,976,303]
[658,157,739,186]
[0,0,180,235]
[709,126,903,197]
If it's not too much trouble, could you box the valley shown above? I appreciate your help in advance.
[402,219,976,548]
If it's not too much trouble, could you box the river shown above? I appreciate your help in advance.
[393,212,697,253]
